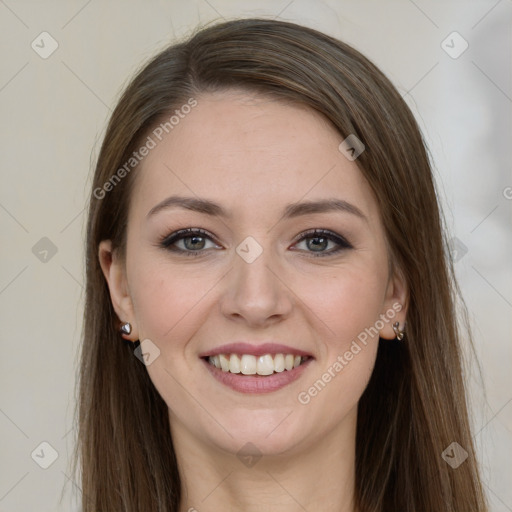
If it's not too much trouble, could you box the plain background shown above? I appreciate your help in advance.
[0,1,510,510]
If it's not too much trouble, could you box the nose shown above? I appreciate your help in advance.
[219,241,294,327]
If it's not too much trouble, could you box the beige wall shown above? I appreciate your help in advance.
[0,1,510,510]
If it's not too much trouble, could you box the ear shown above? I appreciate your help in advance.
[98,240,138,342]
[379,265,408,340]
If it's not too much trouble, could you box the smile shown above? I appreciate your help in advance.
[201,353,314,394]
[206,353,311,375]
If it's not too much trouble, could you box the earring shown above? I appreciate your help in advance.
[120,322,132,336]
[392,321,405,341]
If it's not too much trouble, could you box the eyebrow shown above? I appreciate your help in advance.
[147,195,367,223]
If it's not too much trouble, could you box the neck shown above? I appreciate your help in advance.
[172,408,359,512]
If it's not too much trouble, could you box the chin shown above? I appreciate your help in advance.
[205,408,312,457]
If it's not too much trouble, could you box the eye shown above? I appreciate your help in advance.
[159,228,221,256]
[158,227,352,258]
[292,229,352,257]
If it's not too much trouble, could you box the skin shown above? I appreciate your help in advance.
[99,89,408,512]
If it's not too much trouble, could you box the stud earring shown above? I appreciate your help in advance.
[120,322,132,336]
[392,321,405,341]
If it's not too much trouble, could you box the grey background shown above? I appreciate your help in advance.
[0,1,510,510]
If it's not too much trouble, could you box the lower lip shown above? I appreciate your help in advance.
[201,357,313,393]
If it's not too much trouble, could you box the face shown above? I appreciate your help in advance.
[99,89,407,458]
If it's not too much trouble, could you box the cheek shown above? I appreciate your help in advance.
[293,299,381,431]
[128,256,220,342]
[294,261,386,401]
[299,260,388,345]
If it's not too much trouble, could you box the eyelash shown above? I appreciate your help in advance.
[158,228,353,258]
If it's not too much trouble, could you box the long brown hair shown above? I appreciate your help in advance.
[73,17,489,511]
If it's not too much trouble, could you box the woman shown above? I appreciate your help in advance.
[74,17,489,511]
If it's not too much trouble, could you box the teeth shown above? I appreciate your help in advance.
[219,354,230,372]
[257,354,274,376]
[274,353,285,372]
[208,355,221,369]
[229,354,241,373]
[240,354,256,375]
[207,353,307,375]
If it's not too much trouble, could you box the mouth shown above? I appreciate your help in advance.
[203,353,313,376]
[199,342,315,393]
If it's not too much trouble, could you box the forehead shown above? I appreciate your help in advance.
[129,90,379,224]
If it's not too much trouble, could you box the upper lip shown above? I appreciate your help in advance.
[199,342,314,358]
